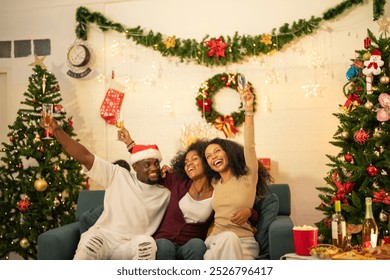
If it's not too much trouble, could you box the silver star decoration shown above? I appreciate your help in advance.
[302,81,323,97]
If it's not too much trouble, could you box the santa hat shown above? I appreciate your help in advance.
[372,49,381,56]
[130,144,162,164]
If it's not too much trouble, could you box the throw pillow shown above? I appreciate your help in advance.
[79,205,104,234]
[254,191,279,259]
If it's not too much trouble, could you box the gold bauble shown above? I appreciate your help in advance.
[364,101,374,110]
[19,238,29,248]
[341,131,349,139]
[363,52,371,61]
[34,178,48,192]
[380,74,390,85]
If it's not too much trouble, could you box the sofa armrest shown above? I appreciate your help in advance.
[268,216,294,260]
[37,222,80,260]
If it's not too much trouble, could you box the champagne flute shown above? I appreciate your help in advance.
[237,74,248,110]
[42,103,53,139]
[115,111,124,129]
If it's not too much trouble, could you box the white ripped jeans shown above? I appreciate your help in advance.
[73,228,157,260]
[204,231,259,260]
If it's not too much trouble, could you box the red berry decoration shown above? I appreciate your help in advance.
[17,199,31,212]
[367,165,378,177]
[354,129,369,144]
[344,153,353,162]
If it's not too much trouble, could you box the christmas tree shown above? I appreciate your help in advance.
[315,27,390,247]
[0,63,86,259]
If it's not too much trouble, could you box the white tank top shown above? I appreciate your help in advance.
[179,192,213,223]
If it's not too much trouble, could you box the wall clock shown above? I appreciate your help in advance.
[66,40,93,79]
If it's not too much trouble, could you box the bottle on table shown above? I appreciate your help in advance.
[331,200,347,249]
[362,197,378,248]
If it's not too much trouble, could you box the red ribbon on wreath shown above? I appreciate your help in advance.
[205,36,227,61]
[214,115,238,138]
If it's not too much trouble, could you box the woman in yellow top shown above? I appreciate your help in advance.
[203,87,262,260]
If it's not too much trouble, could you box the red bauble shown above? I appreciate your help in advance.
[354,129,369,144]
[17,199,31,212]
[344,153,353,162]
[367,165,379,177]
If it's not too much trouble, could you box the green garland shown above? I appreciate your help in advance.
[195,72,255,137]
[73,1,386,67]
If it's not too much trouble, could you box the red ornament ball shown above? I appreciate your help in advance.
[17,199,31,212]
[367,165,378,177]
[354,129,369,144]
[344,153,353,163]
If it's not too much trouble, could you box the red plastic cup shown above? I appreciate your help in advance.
[293,226,318,256]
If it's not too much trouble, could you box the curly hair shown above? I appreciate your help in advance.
[206,138,274,197]
[170,140,216,182]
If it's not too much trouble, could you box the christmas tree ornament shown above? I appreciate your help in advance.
[341,131,349,138]
[376,16,390,37]
[362,52,371,61]
[380,73,390,85]
[344,153,353,163]
[364,37,371,49]
[376,93,390,122]
[42,74,47,93]
[363,49,384,76]
[19,238,30,249]
[364,101,373,110]
[367,165,379,177]
[346,65,359,80]
[17,199,31,212]
[353,129,369,144]
[53,198,60,207]
[33,134,41,143]
[100,71,125,125]
[34,178,48,192]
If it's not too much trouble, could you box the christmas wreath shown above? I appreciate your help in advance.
[196,72,256,138]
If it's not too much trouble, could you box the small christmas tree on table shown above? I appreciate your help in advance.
[0,63,86,259]
[315,28,390,247]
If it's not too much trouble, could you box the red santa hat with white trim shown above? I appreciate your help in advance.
[130,144,162,164]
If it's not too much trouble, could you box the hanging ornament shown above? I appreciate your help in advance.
[54,104,63,113]
[34,178,48,192]
[33,134,41,143]
[353,129,369,144]
[17,199,31,212]
[363,52,371,61]
[367,165,379,177]
[380,73,390,85]
[376,93,390,122]
[379,210,389,222]
[364,101,374,110]
[344,153,353,163]
[53,198,60,207]
[19,238,30,249]
[346,65,359,80]
[42,74,47,93]
[364,37,371,49]
[341,131,349,139]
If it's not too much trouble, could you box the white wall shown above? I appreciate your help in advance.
[1,0,388,228]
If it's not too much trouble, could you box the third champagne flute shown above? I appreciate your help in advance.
[42,103,54,139]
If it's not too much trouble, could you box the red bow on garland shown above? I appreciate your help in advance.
[330,176,355,205]
[214,115,238,138]
[205,36,228,61]
[373,189,390,205]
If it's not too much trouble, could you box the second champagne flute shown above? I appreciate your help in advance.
[42,103,54,139]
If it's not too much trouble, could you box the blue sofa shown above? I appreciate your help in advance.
[37,184,294,260]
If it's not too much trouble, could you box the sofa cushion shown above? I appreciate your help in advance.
[79,205,104,234]
[254,191,279,259]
